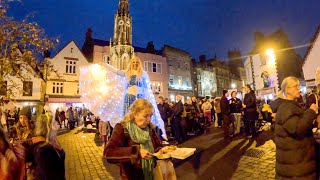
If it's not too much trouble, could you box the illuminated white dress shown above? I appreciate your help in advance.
[79,63,167,140]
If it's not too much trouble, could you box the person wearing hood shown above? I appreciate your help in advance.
[275,76,319,179]
[242,85,258,137]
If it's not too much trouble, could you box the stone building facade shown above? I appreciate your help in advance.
[162,45,193,102]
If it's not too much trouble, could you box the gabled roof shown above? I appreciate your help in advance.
[133,45,163,56]
[51,40,89,62]
[302,26,320,66]
[92,38,110,46]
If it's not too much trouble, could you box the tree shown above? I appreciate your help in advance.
[0,0,59,98]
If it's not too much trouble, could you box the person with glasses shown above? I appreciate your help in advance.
[274,76,319,179]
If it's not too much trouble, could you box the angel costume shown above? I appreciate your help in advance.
[80,63,167,140]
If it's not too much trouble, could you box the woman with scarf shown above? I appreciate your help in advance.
[104,98,163,180]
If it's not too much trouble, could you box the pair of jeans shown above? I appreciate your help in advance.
[231,113,242,134]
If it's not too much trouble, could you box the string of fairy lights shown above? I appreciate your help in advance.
[79,63,167,139]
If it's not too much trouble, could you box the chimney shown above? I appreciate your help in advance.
[199,55,206,63]
[146,41,156,54]
[85,28,93,41]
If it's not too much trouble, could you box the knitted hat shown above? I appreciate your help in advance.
[222,89,228,96]
[19,106,32,120]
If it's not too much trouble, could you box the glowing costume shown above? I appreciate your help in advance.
[79,63,167,140]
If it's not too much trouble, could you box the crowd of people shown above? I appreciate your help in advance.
[0,106,65,180]
[2,75,320,179]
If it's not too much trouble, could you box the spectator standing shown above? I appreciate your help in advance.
[25,114,65,179]
[54,108,60,127]
[274,76,319,179]
[67,107,75,130]
[229,91,242,134]
[59,110,66,128]
[0,126,25,180]
[221,90,233,139]
[201,99,212,126]
[157,96,171,139]
[210,97,215,124]
[243,85,258,137]
[171,95,186,143]
[15,106,33,140]
[99,121,110,146]
[214,98,222,127]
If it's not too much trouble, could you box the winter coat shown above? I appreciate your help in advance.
[157,102,171,122]
[171,100,184,121]
[270,98,284,113]
[220,96,230,115]
[26,138,66,180]
[104,123,162,180]
[0,141,25,180]
[201,102,212,113]
[243,90,258,121]
[229,98,242,113]
[274,99,317,179]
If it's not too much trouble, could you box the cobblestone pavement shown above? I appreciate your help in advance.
[58,126,276,180]
[57,126,120,180]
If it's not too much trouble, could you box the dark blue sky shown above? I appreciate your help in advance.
[7,0,320,60]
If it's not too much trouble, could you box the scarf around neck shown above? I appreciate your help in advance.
[125,121,154,180]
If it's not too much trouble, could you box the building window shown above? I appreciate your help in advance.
[23,81,33,96]
[71,48,73,53]
[186,77,190,87]
[143,61,162,73]
[185,63,189,70]
[77,83,79,94]
[103,55,110,64]
[152,63,157,72]
[260,56,266,66]
[143,61,148,71]
[178,76,182,86]
[52,82,64,94]
[156,63,162,74]
[66,61,76,74]
[0,81,7,96]
[177,62,181,69]
[169,75,174,86]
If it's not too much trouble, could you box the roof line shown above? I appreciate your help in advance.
[302,25,320,66]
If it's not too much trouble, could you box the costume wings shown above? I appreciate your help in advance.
[79,64,167,140]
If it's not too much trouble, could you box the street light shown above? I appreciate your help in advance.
[231,83,236,89]
[265,48,276,66]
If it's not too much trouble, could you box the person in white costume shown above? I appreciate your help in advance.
[80,56,167,140]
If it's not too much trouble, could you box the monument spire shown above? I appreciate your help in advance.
[118,0,129,15]
[109,0,134,70]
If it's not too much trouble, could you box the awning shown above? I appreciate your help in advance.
[48,97,81,103]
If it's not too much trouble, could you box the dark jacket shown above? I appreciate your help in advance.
[220,95,230,115]
[191,101,200,114]
[275,99,317,179]
[243,90,258,120]
[270,98,284,113]
[104,123,162,180]
[157,102,171,122]
[229,98,242,113]
[171,100,184,120]
[243,90,257,112]
[26,140,66,180]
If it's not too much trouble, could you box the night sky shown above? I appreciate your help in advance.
[7,0,320,60]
